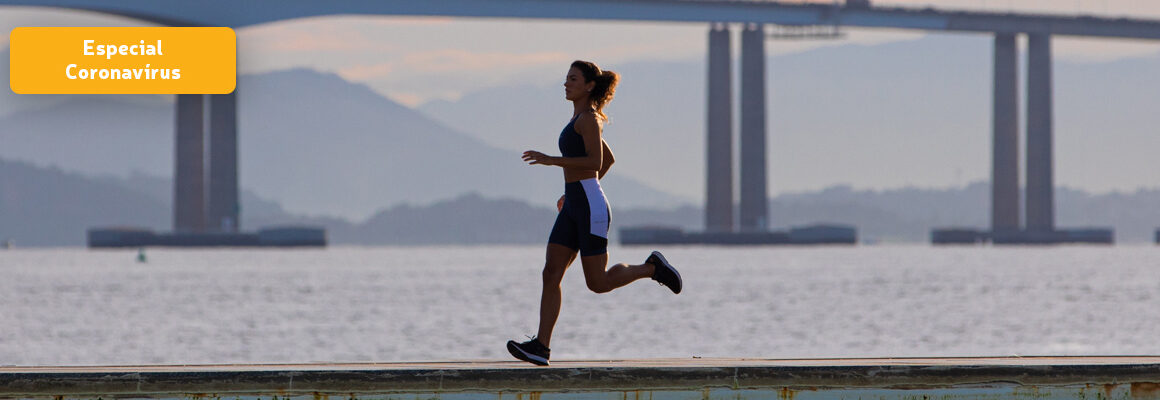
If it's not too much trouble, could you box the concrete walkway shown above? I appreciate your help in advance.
[2,357,1159,399]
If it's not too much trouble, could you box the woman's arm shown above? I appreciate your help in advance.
[598,139,615,179]
[522,114,603,171]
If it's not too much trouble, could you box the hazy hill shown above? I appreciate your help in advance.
[347,192,557,245]
[0,158,544,246]
[5,35,1154,221]
[3,34,1157,245]
[0,158,167,246]
[239,69,685,218]
[617,182,1160,243]
[3,157,1156,246]
[0,68,685,221]
[770,183,1160,243]
[0,162,353,246]
[93,172,320,230]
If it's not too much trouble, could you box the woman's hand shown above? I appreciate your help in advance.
[557,195,565,212]
[522,150,556,166]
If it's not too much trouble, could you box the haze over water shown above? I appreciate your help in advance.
[0,245,1156,366]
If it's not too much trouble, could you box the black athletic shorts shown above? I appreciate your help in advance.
[548,178,610,257]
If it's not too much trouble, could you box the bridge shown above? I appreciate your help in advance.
[6,0,1160,239]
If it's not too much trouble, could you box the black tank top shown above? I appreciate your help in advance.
[558,114,587,157]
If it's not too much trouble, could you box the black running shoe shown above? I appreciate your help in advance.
[647,250,682,294]
[507,337,550,366]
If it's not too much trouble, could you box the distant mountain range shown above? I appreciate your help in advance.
[1,35,1157,245]
[0,159,167,246]
[3,157,1157,246]
[5,35,1158,220]
[0,65,685,221]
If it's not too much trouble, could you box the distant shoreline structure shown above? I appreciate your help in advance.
[620,224,856,246]
[87,226,327,248]
[930,227,1114,245]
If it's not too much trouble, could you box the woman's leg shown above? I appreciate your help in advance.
[537,243,578,348]
[579,253,655,294]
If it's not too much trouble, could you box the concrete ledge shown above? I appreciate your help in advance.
[2,357,1159,399]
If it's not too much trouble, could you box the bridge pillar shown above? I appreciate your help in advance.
[174,94,207,233]
[705,23,734,232]
[174,92,239,233]
[208,92,239,232]
[739,23,768,231]
[991,33,1020,234]
[1026,33,1054,233]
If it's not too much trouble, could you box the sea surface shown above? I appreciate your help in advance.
[0,245,1156,366]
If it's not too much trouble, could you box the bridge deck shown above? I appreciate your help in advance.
[3,357,1160,399]
[6,0,1160,39]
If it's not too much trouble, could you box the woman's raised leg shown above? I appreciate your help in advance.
[579,253,655,294]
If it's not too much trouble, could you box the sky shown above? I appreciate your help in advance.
[3,1,1160,105]
[239,0,1160,106]
[1,0,1158,199]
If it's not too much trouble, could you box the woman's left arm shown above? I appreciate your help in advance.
[598,139,615,179]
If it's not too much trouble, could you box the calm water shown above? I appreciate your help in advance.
[0,245,1157,366]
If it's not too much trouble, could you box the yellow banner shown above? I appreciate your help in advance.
[9,27,236,94]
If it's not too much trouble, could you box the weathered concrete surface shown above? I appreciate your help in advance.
[2,357,1159,399]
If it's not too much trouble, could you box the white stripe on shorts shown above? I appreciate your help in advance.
[579,178,609,238]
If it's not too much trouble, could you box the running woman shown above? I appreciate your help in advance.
[509,60,682,366]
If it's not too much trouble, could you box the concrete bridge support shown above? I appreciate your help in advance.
[991,33,1020,234]
[739,24,769,231]
[705,24,734,232]
[1026,33,1055,233]
[942,32,1113,244]
[704,23,770,233]
[174,94,206,233]
[208,92,239,232]
[173,92,240,233]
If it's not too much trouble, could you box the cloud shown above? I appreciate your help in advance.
[337,62,395,81]
[240,23,396,53]
[385,91,431,106]
[364,16,457,26]
[335,49,569,82]
[334,50,572,104]
[400,49,571,75]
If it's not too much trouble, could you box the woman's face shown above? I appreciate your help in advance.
[563,67,594,101]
